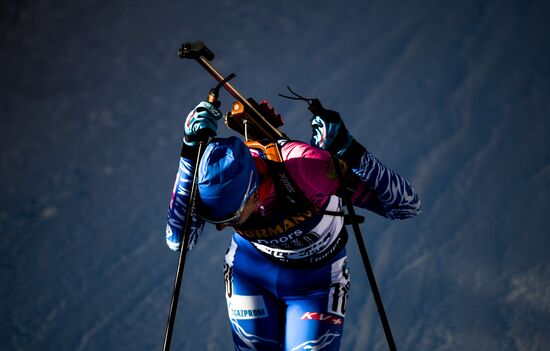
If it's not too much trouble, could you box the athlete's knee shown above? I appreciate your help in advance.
[228,318,283,350]
[286,312,344,350]
[286,329,343,350]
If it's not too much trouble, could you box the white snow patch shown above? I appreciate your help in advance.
[40,206,58,219]
[505,264,550,313]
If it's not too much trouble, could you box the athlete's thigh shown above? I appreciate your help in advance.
[225,240,285,350]
[225,285,284,350]
[284,294,346,351]
[283,256,350,351]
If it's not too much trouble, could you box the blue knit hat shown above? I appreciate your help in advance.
[197,137,259,222]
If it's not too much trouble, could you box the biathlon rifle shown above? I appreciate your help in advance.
[179,41,286,141]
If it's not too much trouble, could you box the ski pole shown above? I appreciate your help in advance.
[332,157,397,351]
[162,137,208,351]
[163,55,233,350]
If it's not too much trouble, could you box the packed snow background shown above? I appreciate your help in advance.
[1,0,549,350]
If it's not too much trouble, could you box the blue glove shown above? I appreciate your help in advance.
[184,101,223,146]
[309,100,353,156]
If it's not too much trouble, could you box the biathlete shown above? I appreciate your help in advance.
[165,99,421,350]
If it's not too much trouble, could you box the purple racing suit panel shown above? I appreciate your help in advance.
[278,141,341,209]
[275,140,420,218]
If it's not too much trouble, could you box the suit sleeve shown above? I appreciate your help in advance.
[340,139,421,219]
[165,149,206,251]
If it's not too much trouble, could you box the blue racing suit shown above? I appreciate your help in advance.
[166,138,420,350]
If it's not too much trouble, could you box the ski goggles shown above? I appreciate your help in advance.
[198,169,257,225]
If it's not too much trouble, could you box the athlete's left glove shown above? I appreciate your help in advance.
[309,99,353,157]
[184,101,223,147]
[308,99,368,170]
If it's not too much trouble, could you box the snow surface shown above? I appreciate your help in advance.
[1,0,549,350]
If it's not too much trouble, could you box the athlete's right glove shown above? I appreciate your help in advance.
[183,101,223,147]
[309,99,353,157]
